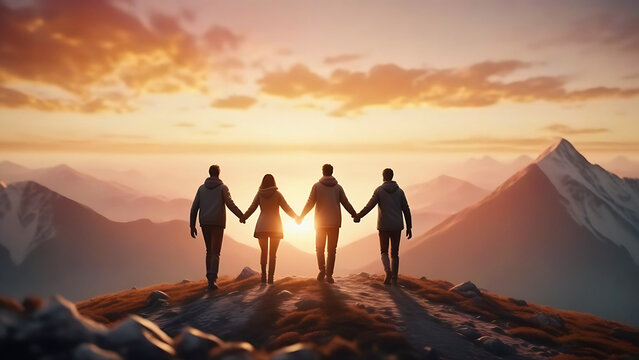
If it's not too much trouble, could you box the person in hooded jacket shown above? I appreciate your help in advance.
[355,168,412,285]
[298,164,358,283]
[190,165,244,290]
[242,174,298,284]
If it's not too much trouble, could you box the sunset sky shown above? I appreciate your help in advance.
[1,0,638,156]
[1,0,639,250]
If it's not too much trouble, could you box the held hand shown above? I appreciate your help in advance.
[239,216,246,224]
[406,229,412,240]
[295,216,303,224]
[190,227,197,239]
[353,216,360,223]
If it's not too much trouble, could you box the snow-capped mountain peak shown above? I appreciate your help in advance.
[536,138,639,263]
[0,181,58,265]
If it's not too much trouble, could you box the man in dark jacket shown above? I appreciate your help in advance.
[355,168,412,285]
[299,164,358,283]
[190,165,244,290]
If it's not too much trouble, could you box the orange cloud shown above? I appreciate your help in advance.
[259,61,639,116]
[0,0,242,112]
[323,53,363,65]
[0,86,134,113]
[543,124,609,135]
[211,95,257,109]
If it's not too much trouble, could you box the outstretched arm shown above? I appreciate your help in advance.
[357,189,379,219]
[223,185,244,220]
[243,194,260,221]
[401,191,412,238]
[300,185,317,217]
[189,189,200,237]
[279,194,298,219]
[339,186,357,217]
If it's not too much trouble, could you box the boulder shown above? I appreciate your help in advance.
[146,291,169,306]
[450,281,481,298]
[0,307,23,339]
[294,299,323,311]
[530,313,564,328]
[73,343,123,360]
[16,295,106,346]
[358,272,370,278]
[99,315,175,360]
[456,326,481,340]
[277,290,294,300]
[271,343,320,360]
[419,276,428,281]
[235,267,259,281]
[475,336,514,357]
[174,326,223,360]
[449,281,481,298]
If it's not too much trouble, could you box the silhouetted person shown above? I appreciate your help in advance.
[190,165,244,290]
[242,174,298,284]
[355,168,412,285]
[298,164,357,283]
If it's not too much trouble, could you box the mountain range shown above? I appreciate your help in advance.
[0,181,315,301]
[361,139,639,325]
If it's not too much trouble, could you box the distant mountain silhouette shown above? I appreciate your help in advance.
[404,175,489,214]
[444,155,533,190]
[0,181,315,301]
[0,161,191,222]
[361,139,639,325]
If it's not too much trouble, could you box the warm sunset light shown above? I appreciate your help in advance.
[1,1,638,358]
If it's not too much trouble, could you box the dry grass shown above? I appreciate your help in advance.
[399,276,639,359]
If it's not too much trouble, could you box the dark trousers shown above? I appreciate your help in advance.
[258,237,281,276]
[379,230,401,274]
[316,227,339,276]
[202,225,224,284]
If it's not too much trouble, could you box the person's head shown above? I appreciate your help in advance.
[322,164,333,176]
[209,165,220,178]
[260,174,276,189]
[383,168,394,181]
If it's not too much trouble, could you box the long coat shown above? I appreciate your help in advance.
[244,187,297,238]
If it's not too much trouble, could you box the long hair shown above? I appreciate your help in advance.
[260,174,276,189]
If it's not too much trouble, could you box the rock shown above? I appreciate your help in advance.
[419,276,428,281]
[358,272,370,278]
[277,290,294,299]
[0,306,23,339]
[146,291,169,306]
[456,326,481,340]
[235,267,259,281]
[271,343,320,360]
[530,313,564,328]
[175,326,223,360]
[508,297,527,306]
[131,287,137,290]
[294,299,323,311]
[423,346,440,360]
[491,326,505,335]
[73,343,122,360]
[475,336,514,357]
[181,279,191,283]
[210,341,254,360]
[449,281,481,298]
[16,295,106,346]
[22,296,44,314]
[99,315,175,360]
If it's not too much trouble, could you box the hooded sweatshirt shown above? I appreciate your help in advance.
[243,186,297,237]
[358,180,411,231]
[190,177,243,228]
[301,176,357,228]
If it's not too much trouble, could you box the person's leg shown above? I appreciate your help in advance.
[315,229,327,280]
[201,226,213,285]
[258,237,268,283]
[378,230,392,285]
[325,227,339,283]
[268,237,281,284]
[390,231,401,285]
[208,226,224,289]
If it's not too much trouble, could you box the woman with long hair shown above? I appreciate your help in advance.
[242,174,298,284]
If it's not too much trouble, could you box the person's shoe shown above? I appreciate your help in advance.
[267,275,274,284]
[316,271,325,281]
[261,273,267,283]
[383,271,393,285]
[326,276,335,284]
[208,282,219,290]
